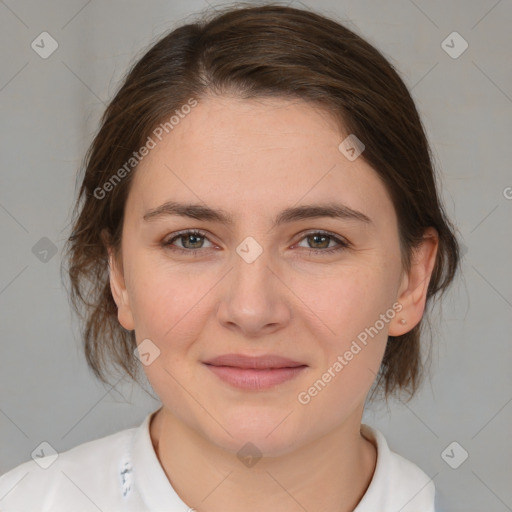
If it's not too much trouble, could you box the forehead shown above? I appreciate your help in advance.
[127,95,396,228]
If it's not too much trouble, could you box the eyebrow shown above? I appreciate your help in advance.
[143,200,372,227]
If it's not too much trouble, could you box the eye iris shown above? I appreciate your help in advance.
[308,234,330,249]
[182,233,203,249]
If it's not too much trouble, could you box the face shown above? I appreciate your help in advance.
[109,95,424,456]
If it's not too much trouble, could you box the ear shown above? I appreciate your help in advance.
[105,235,135,331]
[388,227,439,336]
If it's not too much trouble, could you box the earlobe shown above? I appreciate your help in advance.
[389,228,439,336]
[107,247,135,331]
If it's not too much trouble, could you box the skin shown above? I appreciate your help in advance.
[108,95,438,512]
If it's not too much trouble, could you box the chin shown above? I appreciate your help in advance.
[204,413,306,458]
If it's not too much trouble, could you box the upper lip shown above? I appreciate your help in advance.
[203,353,307,369]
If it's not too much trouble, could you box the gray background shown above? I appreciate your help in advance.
[1,1,511,511]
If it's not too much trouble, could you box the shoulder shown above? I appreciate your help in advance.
[356,424,436,512]
[0,423,138,512]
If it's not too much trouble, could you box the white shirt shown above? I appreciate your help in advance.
[0,409,436,511]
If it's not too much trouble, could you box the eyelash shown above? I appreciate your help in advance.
[161,229,350,257]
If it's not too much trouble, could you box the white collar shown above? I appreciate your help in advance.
[355,424,435,511]
[130,411,434,511]
[130,410,190,510]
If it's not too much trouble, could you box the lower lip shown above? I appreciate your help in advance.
[204,364,307,390]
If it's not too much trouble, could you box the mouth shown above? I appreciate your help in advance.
[202,353,308,390]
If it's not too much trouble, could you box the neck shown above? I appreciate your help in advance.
[150,407,377,512]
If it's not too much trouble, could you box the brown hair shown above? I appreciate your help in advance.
[62,2,461,402]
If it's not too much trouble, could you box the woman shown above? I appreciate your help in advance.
[0,4,460,511]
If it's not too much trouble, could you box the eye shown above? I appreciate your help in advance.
[162,229,214,255]
[161,229,350,256]
[294,231,350,256]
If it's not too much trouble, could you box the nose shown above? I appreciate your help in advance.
[216,246,292,338]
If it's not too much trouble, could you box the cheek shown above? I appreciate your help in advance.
[297,267,395,397]
[299,265,394,345]
[127,264,205,404]
[126,254,206,340]
[296,272,393,416]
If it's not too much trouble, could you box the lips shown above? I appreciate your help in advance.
[203,353,306,369]
[202,353,308,390]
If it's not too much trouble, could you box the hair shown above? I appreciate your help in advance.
[62,2,461,403]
